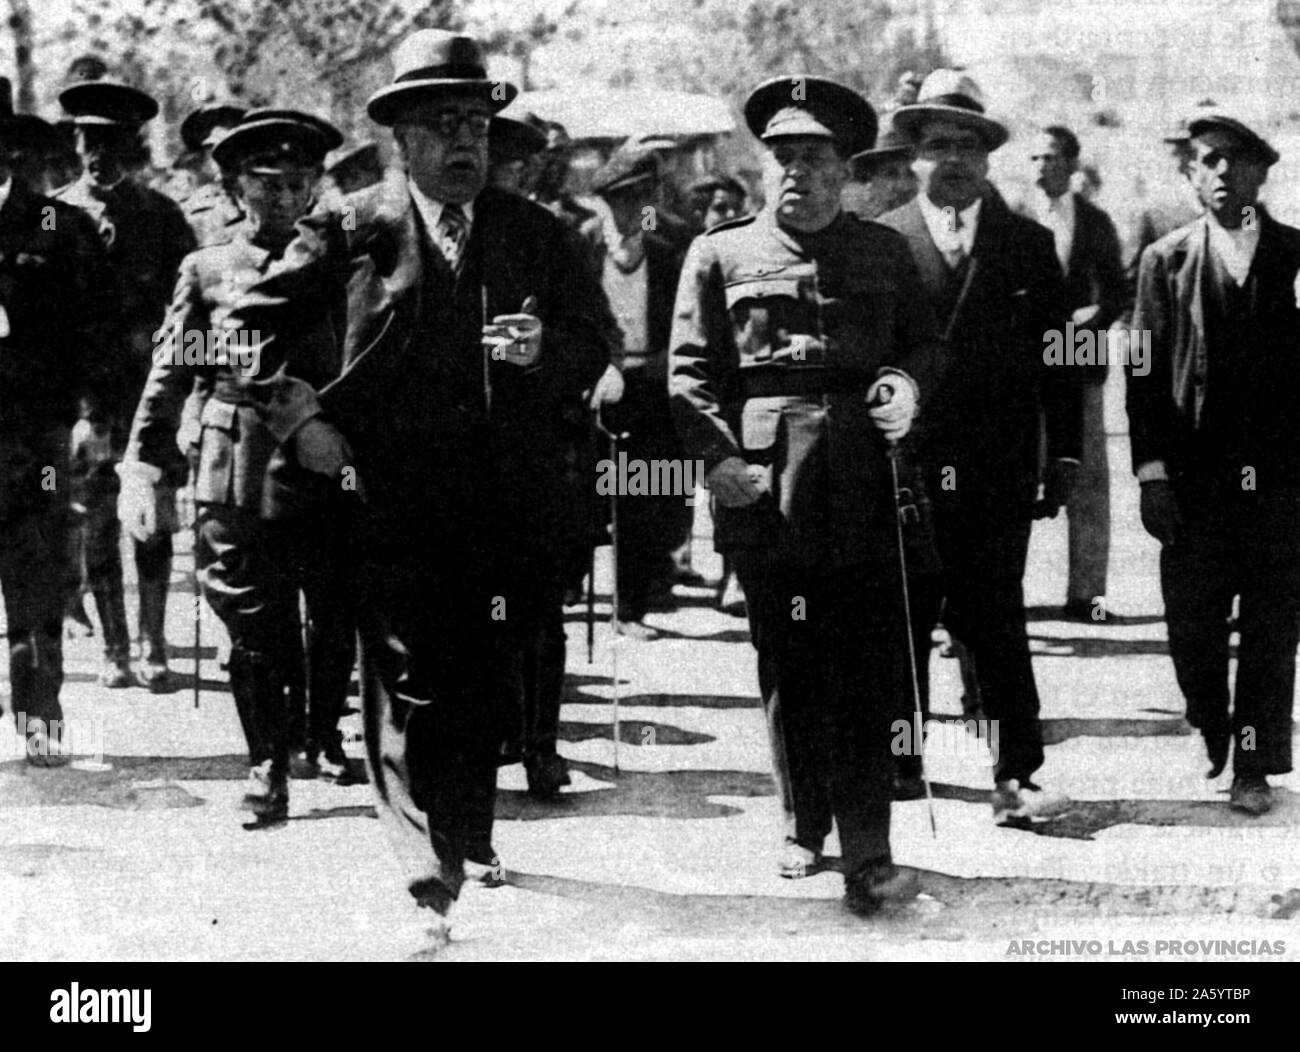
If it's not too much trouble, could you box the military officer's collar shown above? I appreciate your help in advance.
[767,206,849,254]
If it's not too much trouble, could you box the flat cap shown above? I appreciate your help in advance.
[590,145,659,197]
[1186,108,1279,166]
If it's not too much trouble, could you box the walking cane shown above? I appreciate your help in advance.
[190,480,201,709]
[593,409,628,773]
[481,286,493,415]
[585,537,596,665]
[875,384,937,838]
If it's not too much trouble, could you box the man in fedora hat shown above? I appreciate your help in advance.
[842,111,915,221]
[1128,109,1299,815]
[670,74,942,916]
[121,109,349,824]
[216,30,608,937]
[879,70,1080,826]
[178,98,247,247]
[0,77,114,763]
[56,74,197,692]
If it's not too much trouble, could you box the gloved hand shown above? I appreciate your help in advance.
[293,417,351,477]
[1034,459,1079,519]
[1140,479,1182,546]
[866,374,919,441]
[116,460,163,544]
[707,455,762,508]
[589,363,624,409]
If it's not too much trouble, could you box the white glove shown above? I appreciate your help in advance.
[590,363,624,409]
[866,373,919,442]
[117,460,164,544]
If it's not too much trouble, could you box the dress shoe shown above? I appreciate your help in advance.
[1204,729,1231,779]
[24,718,70,767]
[992,778,1070,827]
[309,744,352,784]
[893,772,927,801]
[844,861,920,916]
[1229,775,1273,816]
[135,660,174,694]
[410,883,454,957]
[240,761,289,824]
[717,573,747,617]
[64,597,94,638]
[525,752,571,797]
[615,617,659,641]
[464,853,507,888]
[777,840,822,879]
[100,658,134,689]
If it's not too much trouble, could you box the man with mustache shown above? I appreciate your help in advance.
[670,75,941,915]
[878,71,1079,826]
[215,31,608,945]
[1128,110,1300,815]
[56,76,197,691]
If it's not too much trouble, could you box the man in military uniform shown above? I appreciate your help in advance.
[670,76,941,915]
[0,80,114,762]
[178,98,246,247]
[121,109,346,822]
[56,77,198,690]
[216,32,608,940]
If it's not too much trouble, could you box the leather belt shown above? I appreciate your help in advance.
[739,368,875,399]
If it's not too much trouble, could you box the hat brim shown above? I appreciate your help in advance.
[59,80,159,125]
[181,105,248,152]
[744,76,877,157]
[212,118,342,170]
[892,104,1009,150]
[1186,115,1279,166]
[367,79,517,127]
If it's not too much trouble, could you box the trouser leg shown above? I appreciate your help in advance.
[1066,383,1111,604]
[85,508,130,664]
[1159,517,1234,742]
[134,532,173,666]
[733,551,833,851]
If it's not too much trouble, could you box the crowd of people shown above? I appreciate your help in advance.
[1,29,1295,939]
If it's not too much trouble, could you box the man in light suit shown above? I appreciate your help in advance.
[216,31,609,944]
[878,71,1080,825]
[1128,110,1299,815]
[1024,125,1126,621]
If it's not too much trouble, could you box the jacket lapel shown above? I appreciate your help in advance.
[896,198,948,299]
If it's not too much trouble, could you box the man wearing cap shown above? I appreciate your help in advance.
[178,99,247,247]
[878,70,1079,826]
[670,74,941,915]
[584,145,692,638]
[1128,110,1300,815]
[0,79,114,762]
[685,173,746,236]
[216,31,608,934]
[121,109,348,823]
[1022,125,1125,623]
[56,76,198,691]
[842,111,916,221]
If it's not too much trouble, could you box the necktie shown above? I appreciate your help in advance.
[940,209,965,270]
[438,203,469,275]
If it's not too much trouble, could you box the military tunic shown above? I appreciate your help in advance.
[669,209,942,879]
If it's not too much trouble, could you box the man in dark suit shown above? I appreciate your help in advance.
[879,71,1080,825]
[0,77,114,762]
[671,75,942,915]
[217,31,608,942]
[583,147,690,639]
[1024,125,1126,621]
[1128,110,1299,816]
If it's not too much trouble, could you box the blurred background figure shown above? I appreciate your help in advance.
[584,146,690,639]
[177,97,247,247]
[488,111,547,195]
[843,111,916,220]
[684,172,746,234]
[1023,124,1125,622]
[321,141,385,200]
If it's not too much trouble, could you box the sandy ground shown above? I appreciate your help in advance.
[2,368,1298,962]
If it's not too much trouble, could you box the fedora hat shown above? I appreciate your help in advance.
[892,69,1008,150]
[852,110,912,167]
[181,100,248,152]
[367,30,516,127]
[489,111,547,164]
[1185,108,1279,167]
[212,109,343,172]
[744,75,876,157]
[59,78,158,126]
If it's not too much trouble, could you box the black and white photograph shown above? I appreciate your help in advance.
[0,0,1297,1007]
